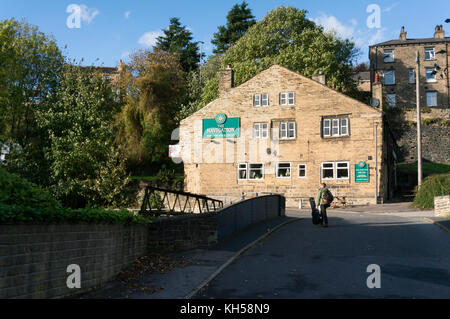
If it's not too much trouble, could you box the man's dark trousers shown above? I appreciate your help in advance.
[320,204,330,225]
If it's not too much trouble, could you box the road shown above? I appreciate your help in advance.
[195,210,450,299]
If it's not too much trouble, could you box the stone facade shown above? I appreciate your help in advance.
[180,65,396,207]
[434,195,450,217]
[369,26,450,116]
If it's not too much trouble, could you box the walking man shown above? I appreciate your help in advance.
[315,183,333,227]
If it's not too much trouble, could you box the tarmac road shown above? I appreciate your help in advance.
[195,210,450,299]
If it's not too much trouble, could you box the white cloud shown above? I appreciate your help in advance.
[368,28,387,46]
[383,2,399,12]
[138,31,163,48]
[313,14,357,40]
[125,11,131,19]
[79,4,99,24]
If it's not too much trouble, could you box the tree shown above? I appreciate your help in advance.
[201,7,359,106]
[34,65,131,209]
[156,18,201,72]
[211,1,256,54]
[115,49,186,173]
[0,19,64,144]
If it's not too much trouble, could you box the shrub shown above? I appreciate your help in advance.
[0,168,150,224]
[442,119,450,127]
[422,118,438,126]
[422,106,432,114]
[413,173,450,209]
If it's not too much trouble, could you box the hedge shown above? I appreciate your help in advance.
[0,167,150,225]
[413,173,450,209]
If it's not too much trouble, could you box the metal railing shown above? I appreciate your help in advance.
[139,185,224,216]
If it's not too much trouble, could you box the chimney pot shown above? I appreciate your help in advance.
[434,25,445,38]
[400,26,407,40]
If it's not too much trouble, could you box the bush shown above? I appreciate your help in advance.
[413,173,450,209]
[0,168,150,224]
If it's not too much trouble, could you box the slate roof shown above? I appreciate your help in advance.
[370,37,450,47]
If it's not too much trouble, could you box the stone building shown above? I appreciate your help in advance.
[369,25,450,114]
[179,65,397,207]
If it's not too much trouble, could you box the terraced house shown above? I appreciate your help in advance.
[179,65,397,207]
[369,25,450,113]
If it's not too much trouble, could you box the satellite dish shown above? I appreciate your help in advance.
[370,98,380,108]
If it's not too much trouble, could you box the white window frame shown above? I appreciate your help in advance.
[276,162,292,179]
[383,49,394,63]
[321,162,335,180]
[425,67,437,83]
[409,68,415,84]
[288,92,295,105]
[386,94,396,107]
[336,161,350,180]
[279,93,287,105]
[425,47,435,61]
[253,94,261,107]
[253,123,268,139]
[340,118,349,136]
[238,163,248,180]
[331,119,340,136]
[426,91,437,107]
[384,70,395,85]
[323,119,331,137]
[280,121,296,140]
[261,94,269,107]
[248,163,264,180]
[298,164,307,179]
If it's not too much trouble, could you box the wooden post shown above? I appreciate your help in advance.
[416,51,423,188]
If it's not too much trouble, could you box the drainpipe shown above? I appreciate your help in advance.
[375,122,379,205]
[446,42,449,109]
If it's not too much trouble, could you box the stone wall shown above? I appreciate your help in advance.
[434,195,450,217]
[392,122,450,163]
[0,224,148,299]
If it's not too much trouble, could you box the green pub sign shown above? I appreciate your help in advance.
[203,113,240,139]
[355,161,370,183]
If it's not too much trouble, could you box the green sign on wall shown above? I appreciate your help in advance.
[355,161,370,183]
[203,113,240,138]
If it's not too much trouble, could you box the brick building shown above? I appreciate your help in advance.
[179,65,397,207]
[369,25,450,113]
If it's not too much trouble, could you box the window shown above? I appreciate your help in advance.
[280,121,296,139]
[280,92,295,105]
[298,164,307,178]
[249,163,264,180]
[253,123,268,139]
[253,94,261,107]
[288,92,295,105]
[336,162,350,180]
[323,119,331,137]
[386,94,396,107]
[425,67,437,83]
[238,163,247,180]
[384,49,394,62]
[332,119,340,136]
[384,70,395,85]
[276,163,291,178]
[262,94,269,106]
[321,162,334,180]
[323,118,349,137]
[409,69,415,84]
[340,118,348,136]
[426,91,437,107]
[425,47,435,61]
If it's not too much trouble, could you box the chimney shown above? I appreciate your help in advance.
[219,64,234,96]
[312,71,327,85]
[400,26,407,41]
[434,25,445,39]
[371,75,383,109]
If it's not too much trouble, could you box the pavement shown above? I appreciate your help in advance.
[79,202,449,299]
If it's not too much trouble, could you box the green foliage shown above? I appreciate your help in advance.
[0,18,64,144]
[0,168,148,224]
[442,119,450,127]
[421,106,432,114]
[413,174,450,209]
[211,1,256,54]
[397,162,450,175]
[422,118,438,126]
[202,7,359,105]
[156,17,201,72]
[35,65,131,209]
[115,50,186,171]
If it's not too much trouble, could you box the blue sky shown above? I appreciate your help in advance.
[1,0,449,66]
